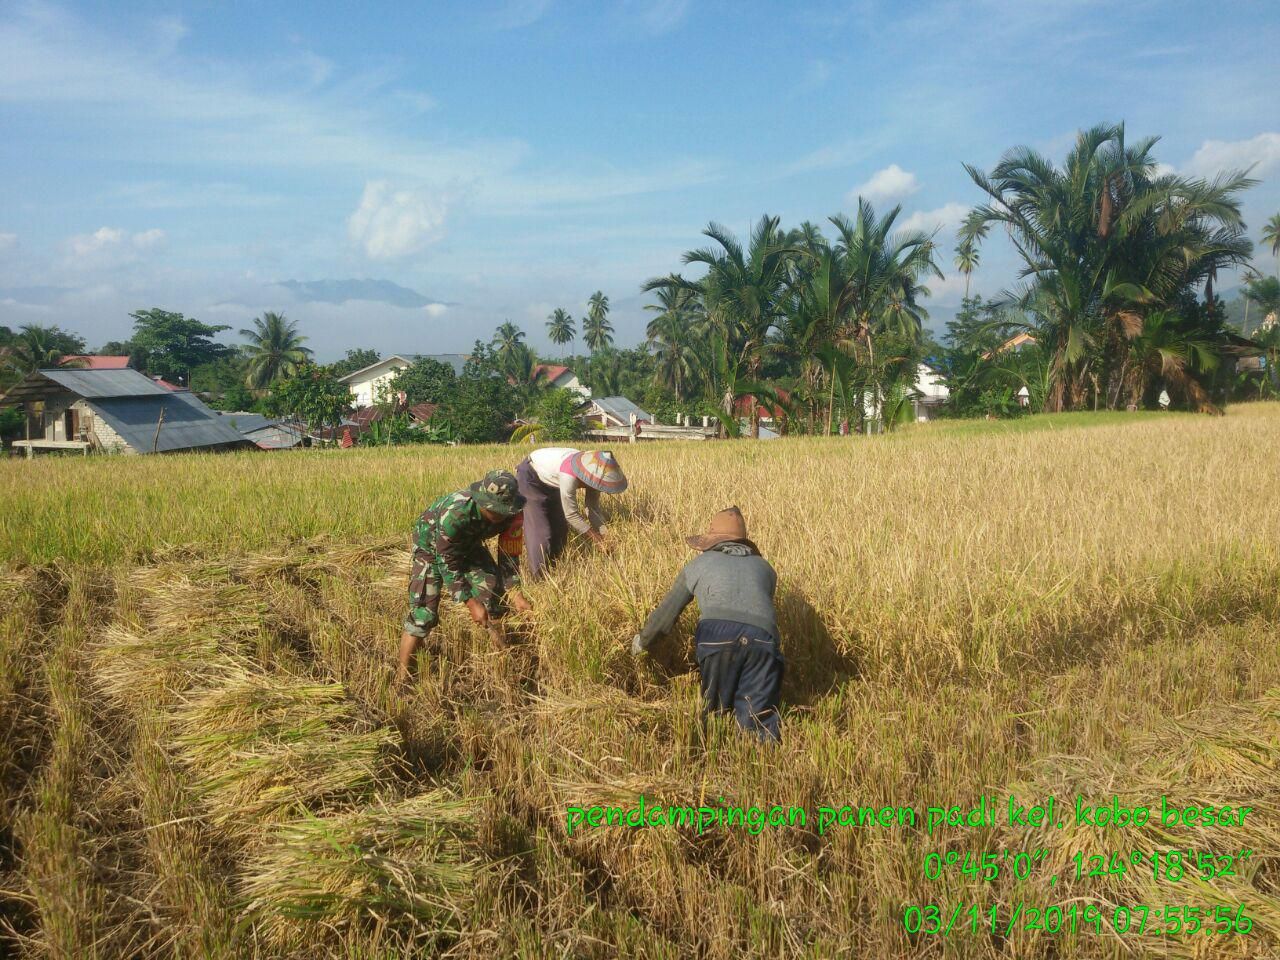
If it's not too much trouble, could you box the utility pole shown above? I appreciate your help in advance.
[152,405,166,453]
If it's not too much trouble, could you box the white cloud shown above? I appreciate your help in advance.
[67,226,165,257]
[62,226,166,272]
[0,4,711,216]
[68,226,124,256]
[0,232,17,253]
[424,303,448,317]
[132,228,165,249]
[348,181,448,260]
[1184,133,1280,179]
[850,164,920,205]
[899,202,968,234]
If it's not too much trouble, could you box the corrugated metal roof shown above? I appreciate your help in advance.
[215,412,273,433]
[592,396,652,423]
[90,392,253,452]
[245,424,305,449]
[40,368,171,398]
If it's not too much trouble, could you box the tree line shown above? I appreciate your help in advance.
[4,123,1280,443]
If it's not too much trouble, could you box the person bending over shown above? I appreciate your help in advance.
[398,470,532,684]
[632,507,783,743]
[514,447,627,579]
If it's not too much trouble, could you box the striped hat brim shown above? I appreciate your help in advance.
[568,451,628,493]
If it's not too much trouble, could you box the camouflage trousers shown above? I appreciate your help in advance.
[404,548,506,637]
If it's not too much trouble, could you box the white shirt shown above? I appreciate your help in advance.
[527,446,604,534]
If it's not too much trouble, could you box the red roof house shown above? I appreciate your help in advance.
[732,388,791,420]
[59,355,131,370]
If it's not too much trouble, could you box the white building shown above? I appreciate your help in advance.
[911,363,949,421]
[531,363,591,398]
[338,354,468,408]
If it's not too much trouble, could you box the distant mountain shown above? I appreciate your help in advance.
[275,279,445,309]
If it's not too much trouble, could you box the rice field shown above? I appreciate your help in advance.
[0,406,1277,958]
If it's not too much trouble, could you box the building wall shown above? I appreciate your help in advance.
[553,372,591,398]
[74,401,133,453]
[348,364,408,407]
[40,391,77,440]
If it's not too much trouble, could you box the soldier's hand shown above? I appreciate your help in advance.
[509,592,533,614]
[465,597,489,626]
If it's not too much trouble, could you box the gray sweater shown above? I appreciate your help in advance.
[637,543,778,645]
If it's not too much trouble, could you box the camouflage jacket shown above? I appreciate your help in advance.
[413,491,523,598]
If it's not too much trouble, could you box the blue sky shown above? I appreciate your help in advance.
[1,0,1277,360]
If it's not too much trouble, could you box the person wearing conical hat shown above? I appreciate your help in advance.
[398,470,533,684]
[514,447,628,580]
[631,507,783,743]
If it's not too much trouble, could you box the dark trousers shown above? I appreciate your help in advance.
[516,458,569,580]
[699,638,784,743]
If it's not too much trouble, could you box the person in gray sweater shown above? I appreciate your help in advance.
[631,506,783,742]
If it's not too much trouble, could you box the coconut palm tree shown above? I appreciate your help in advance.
[780,245,856,433]
[954,239,981,300]
[644,280,705,400]
[1263,213,1280,278]
[240,312,311,392]
[1120,310,1220,412]
[1245,276,1280,332]
[645,216,795,436]
[960,123,1253,410]
[546,308,575,355]
[491,321,526,360]
[582,292,613,353]
[827,201,941,429]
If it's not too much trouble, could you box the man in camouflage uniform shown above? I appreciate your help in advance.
[397,470,533,683]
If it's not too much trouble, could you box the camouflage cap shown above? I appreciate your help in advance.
[469,470,526,516]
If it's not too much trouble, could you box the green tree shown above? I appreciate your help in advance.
[954,237,982,299]
[644,281,705,400]
[582,291,614,353]
[328,348,381,379]
[546,309,575,355]
[647,216,795,436]
[390,356,458,404]
[492,320,526,360]
[1262,213,1280,277]
[129,308,233,384]
[431,341,519,443]
[190,354,252,404]
[1120,310,1220,411]
[240,311,312,391]
[960,123,1253,411]
[1245,276,1280,331]
[510,388,585,444]
[266,363,350,435]
[1,324,87,384]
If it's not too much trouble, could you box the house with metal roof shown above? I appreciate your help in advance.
[2,368,254,456]
[583,395,652,428]
[213,412,307,450]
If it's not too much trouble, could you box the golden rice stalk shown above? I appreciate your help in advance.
[239,790,478,949]
[169,671,394,833]
[90,623,248,711]
[129,568,263,638]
